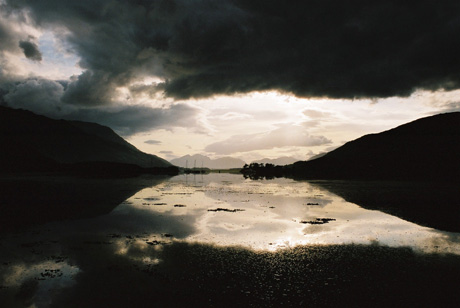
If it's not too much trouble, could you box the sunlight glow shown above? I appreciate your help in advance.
[118,174,460,255]
[130,89,448,163]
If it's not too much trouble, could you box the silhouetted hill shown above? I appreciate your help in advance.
[290,112,460,181]
[0,106,171,172]
[306,152,327,161]
[171,154,246,169]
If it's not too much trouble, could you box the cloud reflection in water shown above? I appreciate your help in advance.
[1,173,460,307]
[119,174,460,254]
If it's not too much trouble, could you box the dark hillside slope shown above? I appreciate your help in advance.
[0,106,171,172]
[290,112,460,181]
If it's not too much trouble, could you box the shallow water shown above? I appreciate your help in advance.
[117,173,460,253]
[1,173,460,307]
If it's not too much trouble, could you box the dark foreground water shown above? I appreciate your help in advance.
[1,174,459,307]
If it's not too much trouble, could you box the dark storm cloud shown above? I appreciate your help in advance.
[5,0,460,102]
[64,103,203,136]
[0,78,202,136]
[18,39,42,61]
[1,5,42,59]
[1,78,65,114]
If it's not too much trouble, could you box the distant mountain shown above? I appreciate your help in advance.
[170,154,246,169]
[0,106,171,172]
[289,112,460,181]
[253,157,298,166]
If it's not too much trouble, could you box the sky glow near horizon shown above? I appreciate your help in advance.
[1,1,460,163]
[127,91,444,162]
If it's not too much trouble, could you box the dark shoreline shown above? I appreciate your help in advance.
[2,238,460,307]
[1,161,179,178]
[0,173,170,233]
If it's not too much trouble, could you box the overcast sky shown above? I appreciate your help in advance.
[1,0,460,162]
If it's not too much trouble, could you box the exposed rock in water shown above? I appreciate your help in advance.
[300,218,336,224]
[207,208,246,213]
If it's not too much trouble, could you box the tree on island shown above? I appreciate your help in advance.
[240,163,285,180]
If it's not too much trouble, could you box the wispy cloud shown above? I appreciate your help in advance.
[159,150,176,159]
[144,139,162,145]
[205,124,331,155]
[216,112,253,121]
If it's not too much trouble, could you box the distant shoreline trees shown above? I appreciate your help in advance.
[240,163,287,180]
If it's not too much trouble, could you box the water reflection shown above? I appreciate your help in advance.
[310,180,460,232]
[1,173,460,307]
[118,174,460,254]
[0,174,169,232]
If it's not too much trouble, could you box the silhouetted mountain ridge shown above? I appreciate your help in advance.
[0,106,171,172]
[290,112,460,181]
[252,157,298,166]
[69,120,139,151]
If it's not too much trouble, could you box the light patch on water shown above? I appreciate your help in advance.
[1,260,79,307]
[119,174,460,254]
[1,173,459,308]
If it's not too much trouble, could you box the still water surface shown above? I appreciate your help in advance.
[122,173,460,253]
[1,173,459,307]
